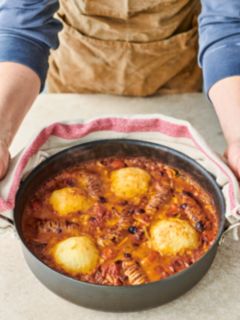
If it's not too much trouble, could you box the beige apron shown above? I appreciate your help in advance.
[47,0,202,96]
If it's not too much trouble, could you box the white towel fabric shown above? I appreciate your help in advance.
[1,114,240,238]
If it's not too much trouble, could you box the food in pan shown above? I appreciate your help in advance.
[52,236,99,275]
[110,167,151,203]
[49,187,92,216]
[150,218,199,256]
[22,156,219,286]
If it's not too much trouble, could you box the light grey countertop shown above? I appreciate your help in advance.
[1,93,239,320]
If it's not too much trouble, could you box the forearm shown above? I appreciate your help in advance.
[0,0,61,179]
[0,0,62,93]
[0,62,40,147]
[199,0,240,93]
[209,76,240,145]
[199,0,240,177]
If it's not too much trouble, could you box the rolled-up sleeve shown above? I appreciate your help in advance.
[0,0,62,91]
[199,0,240,94]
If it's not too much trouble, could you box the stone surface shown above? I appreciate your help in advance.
[1,93,238,320]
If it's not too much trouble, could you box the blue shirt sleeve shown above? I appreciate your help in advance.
[199,0,240,94]
[0,0,62,92]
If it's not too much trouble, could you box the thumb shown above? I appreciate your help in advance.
[0,143,10,180]
[225,141,240,179]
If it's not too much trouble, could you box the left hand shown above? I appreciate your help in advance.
[225,140,240,179]
[0,140,10,180]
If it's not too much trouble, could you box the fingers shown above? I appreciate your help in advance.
[0,155,10,180]
[225,141,240,179]
[0,142,10,180]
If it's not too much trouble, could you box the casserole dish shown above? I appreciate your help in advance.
[13,139,225,311]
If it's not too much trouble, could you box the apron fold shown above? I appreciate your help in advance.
[48,0,202,96]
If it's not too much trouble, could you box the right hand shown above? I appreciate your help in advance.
[0,141,10,180]
[0,62,40,181]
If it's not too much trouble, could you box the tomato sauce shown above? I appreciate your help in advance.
[22,156,219,286]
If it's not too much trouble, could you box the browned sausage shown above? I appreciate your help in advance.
[85,172,102,198]
[180,192,205,232]
[146,185,172,214]
[122,259,147,285]
[36,219,79,234]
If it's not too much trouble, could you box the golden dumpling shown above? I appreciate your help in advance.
[53,236,99,275]
[150,218,199,256]
[110,167,151,202]
[49,187,92,216]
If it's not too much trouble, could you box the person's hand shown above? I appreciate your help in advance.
[0,62,40,181]
[225,140,240,179]
[0,141,10,180]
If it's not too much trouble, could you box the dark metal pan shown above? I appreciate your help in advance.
[13,139,225,311]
